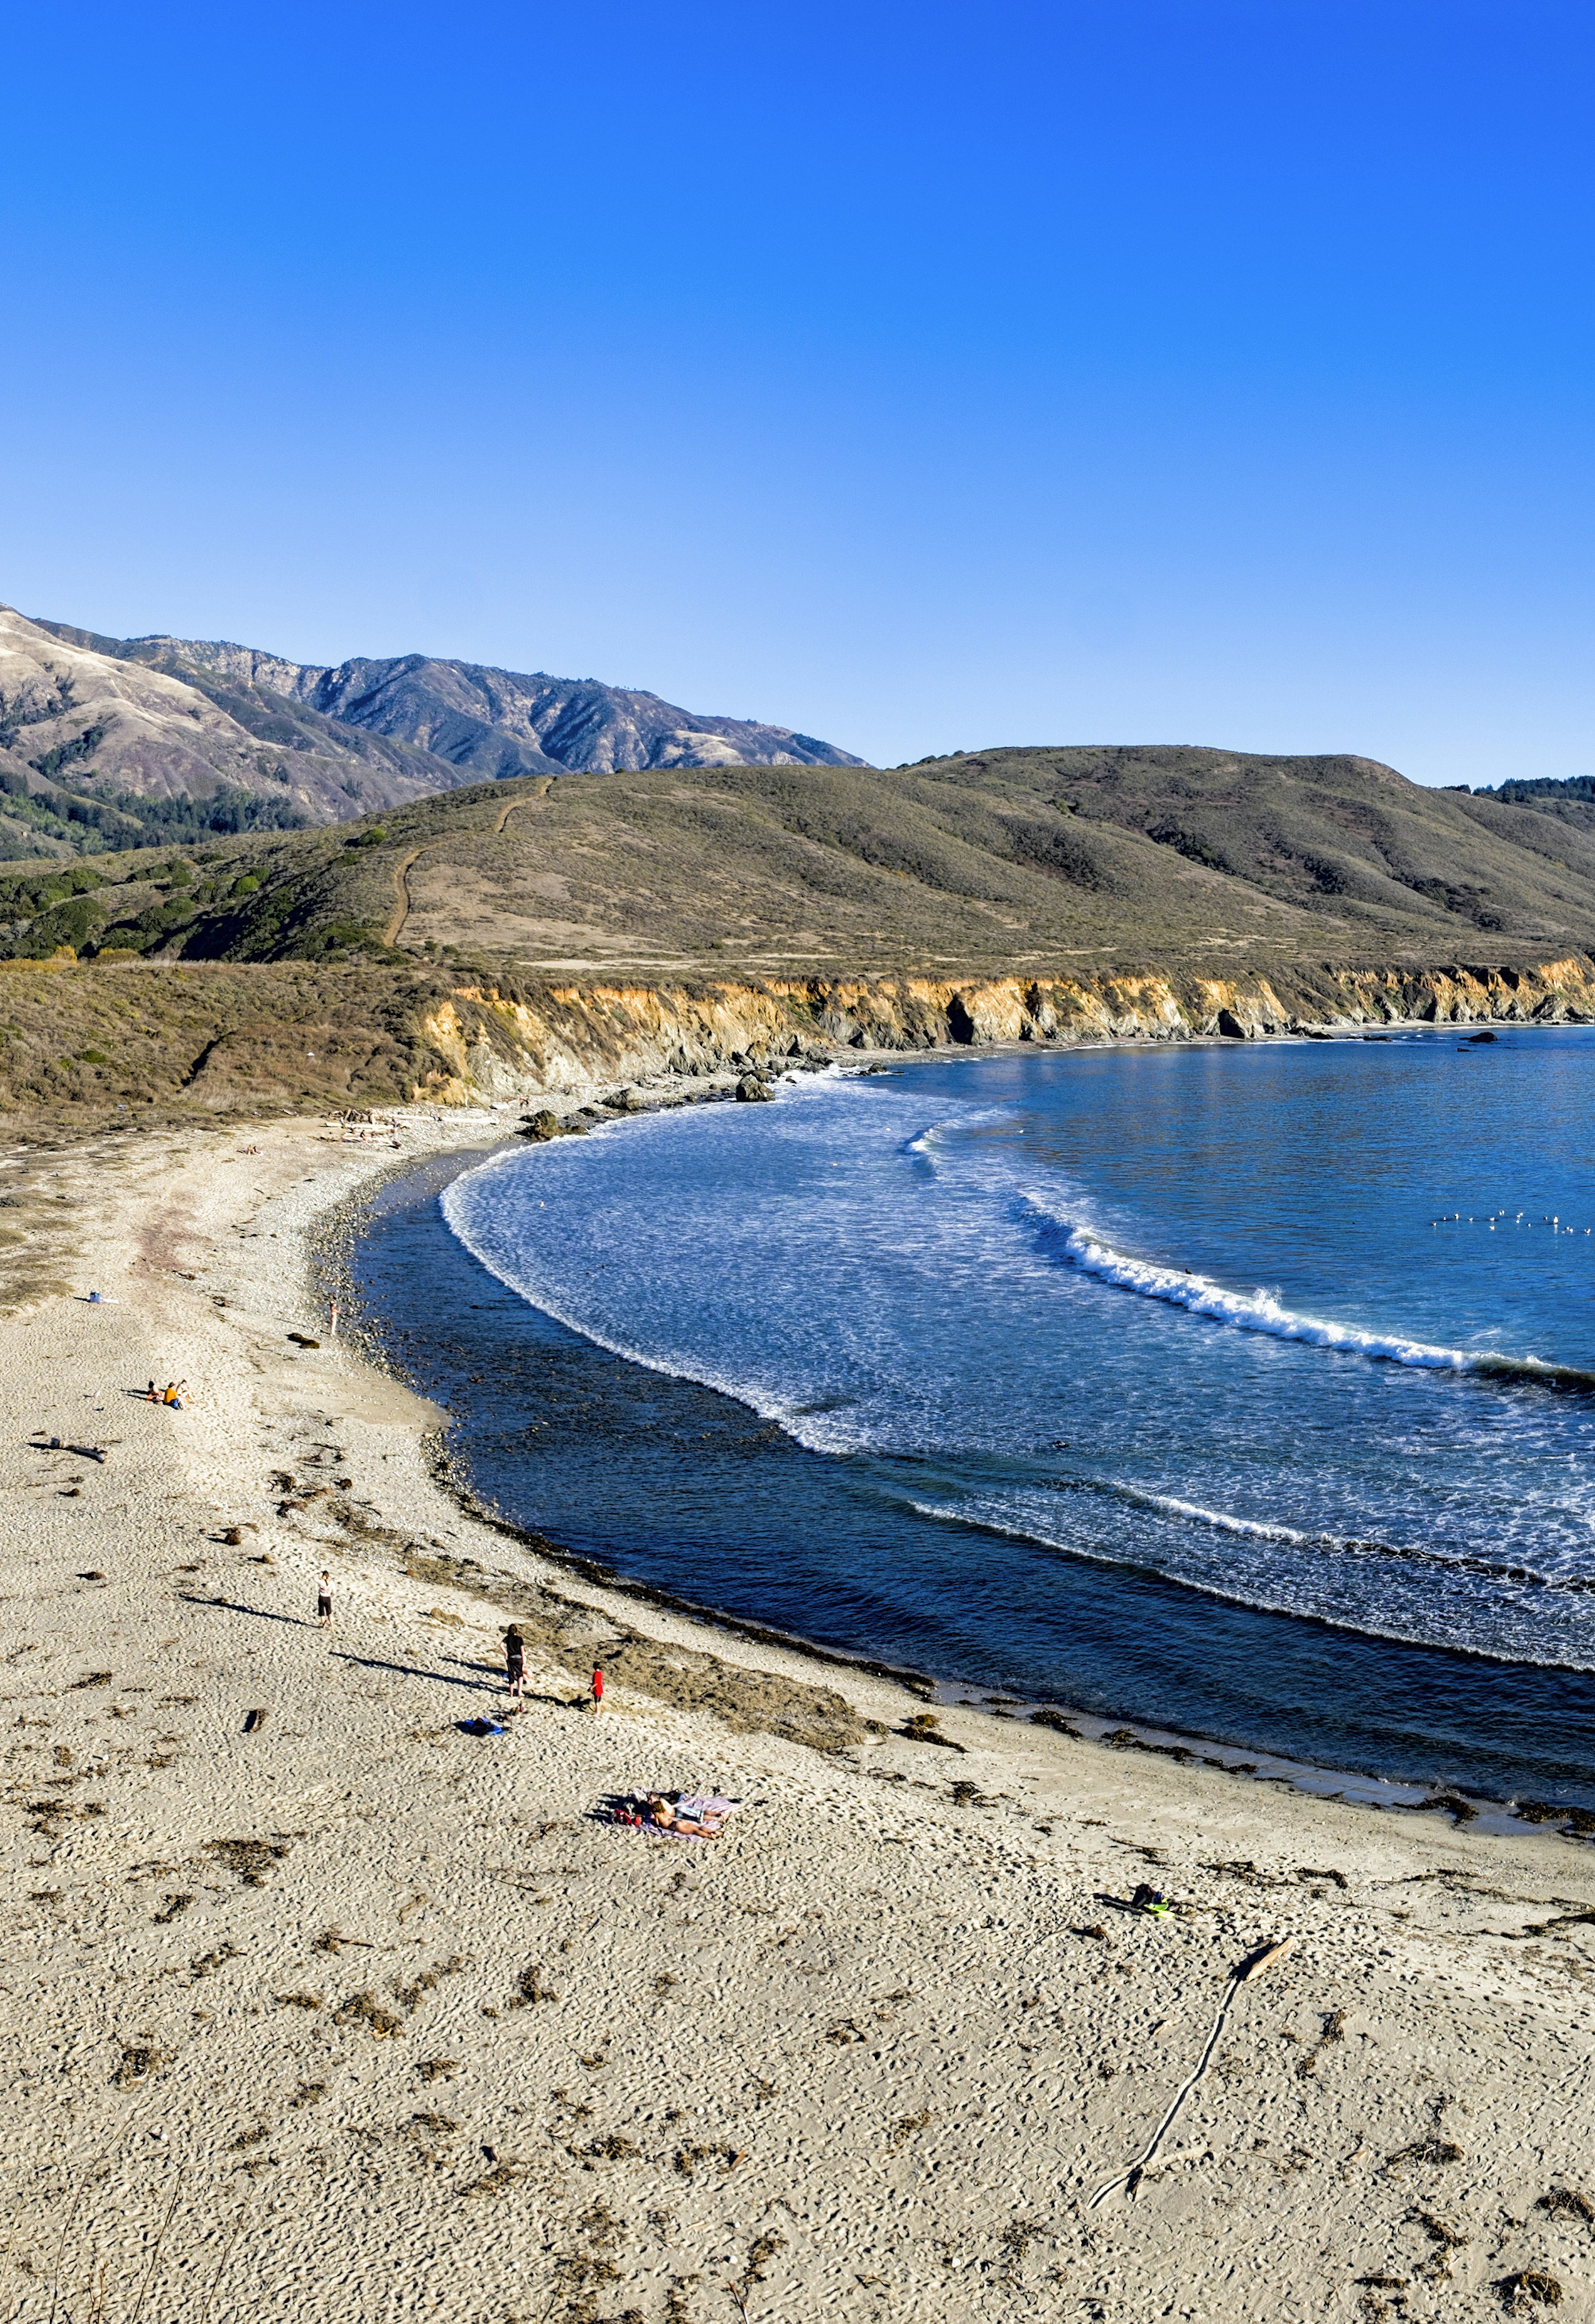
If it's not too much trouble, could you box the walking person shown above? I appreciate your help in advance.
[590,1664,604,1715]
[317,1571,333,1630]
[503,1624,526,1702]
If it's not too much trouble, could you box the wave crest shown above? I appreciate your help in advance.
[1023,1201,1595,1389]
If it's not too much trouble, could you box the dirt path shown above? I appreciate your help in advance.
[382,847,423,945]
[386,781,553,945]
[494,773,552,834]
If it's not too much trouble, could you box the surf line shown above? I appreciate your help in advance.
[1023,1203,1595,1389]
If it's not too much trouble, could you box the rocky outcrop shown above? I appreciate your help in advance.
[406,955,1595,1105]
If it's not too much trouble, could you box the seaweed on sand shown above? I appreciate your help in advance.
[400,1549,866,1750]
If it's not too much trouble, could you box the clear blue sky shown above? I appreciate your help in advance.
[4,1,1593,782]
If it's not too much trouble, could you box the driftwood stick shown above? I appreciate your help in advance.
[1089,1935,1297,2207]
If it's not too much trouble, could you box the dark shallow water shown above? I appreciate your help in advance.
[350,1038,1595,1809]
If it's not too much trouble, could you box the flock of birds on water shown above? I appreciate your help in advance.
[1433,1212,1592,1234]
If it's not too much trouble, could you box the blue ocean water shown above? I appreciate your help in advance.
[353,1031,1595,1805]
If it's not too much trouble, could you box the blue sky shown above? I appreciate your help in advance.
[3,1,1592,781]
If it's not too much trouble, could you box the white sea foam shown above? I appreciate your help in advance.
[439,1149,875,1457]
[1073,1479,1593,1588]
[906,1496,1595,1668]
[1021,1198,1594,1384]
[1116,1487,1311,1545]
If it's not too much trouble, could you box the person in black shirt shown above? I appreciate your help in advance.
[503,1625,526,1701]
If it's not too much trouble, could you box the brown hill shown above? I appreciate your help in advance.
[2,743,1595,1139]
[5,744,1595,979]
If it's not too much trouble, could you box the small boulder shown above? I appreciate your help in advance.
[734,1075,773,1102]
[518,1110,562,1140]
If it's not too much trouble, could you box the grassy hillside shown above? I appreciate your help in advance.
[7,746,1595,979]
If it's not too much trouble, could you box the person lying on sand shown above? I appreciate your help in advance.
[643,1792,731,1838]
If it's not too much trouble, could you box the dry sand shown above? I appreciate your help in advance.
[1,1102,1593,2324]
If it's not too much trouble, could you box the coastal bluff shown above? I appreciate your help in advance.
[408,954,1595,1107]
[2,953,1594,1123]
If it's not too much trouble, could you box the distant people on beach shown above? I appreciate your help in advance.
[337,1109,402,1144]
[161,1379,191,1410]
[317,1571,333,1629]
[503,1624,526,1699]
[145,1380,158,1402]
[590,1665,604,1715]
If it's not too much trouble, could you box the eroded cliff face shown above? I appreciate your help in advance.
[413,954,1595,1104]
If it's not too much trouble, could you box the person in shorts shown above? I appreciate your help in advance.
[317,1572,333,1629]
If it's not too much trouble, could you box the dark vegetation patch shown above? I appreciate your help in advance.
[900,1711,964,1752]
[110,2042,164,2088]
[401,1548,866,1752]
[1497,2270,1563,2309]
[333,1990,404,2037]
[1384,2137,1464,2171]
[203,1836,293,1886]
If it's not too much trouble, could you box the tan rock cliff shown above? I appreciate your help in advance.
[415,954,1595,1104]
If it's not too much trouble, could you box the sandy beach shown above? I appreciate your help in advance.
[2,1099,1593,2323]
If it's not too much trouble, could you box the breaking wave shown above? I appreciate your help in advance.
[1050,1476,1595,1594]
[1024,1200,1595,1389]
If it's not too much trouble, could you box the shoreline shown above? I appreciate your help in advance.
[3,1085,1595,2316]
[334,1068,1595,1847]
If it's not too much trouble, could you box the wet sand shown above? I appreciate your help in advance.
[1,1101,1593,2322]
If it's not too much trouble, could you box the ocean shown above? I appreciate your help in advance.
[351,1031,1595,1809]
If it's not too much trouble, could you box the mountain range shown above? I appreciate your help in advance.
[0,606,863,861]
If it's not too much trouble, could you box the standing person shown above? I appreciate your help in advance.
[590,1664,604,1715]
[317,1571,333,1629]
[503,1625,526,1701]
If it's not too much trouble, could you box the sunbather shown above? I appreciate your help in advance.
[645,1790,731,1838]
